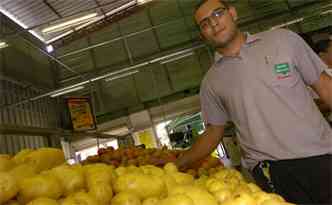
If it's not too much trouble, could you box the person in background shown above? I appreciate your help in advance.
[316,39,332,73]
[312,39,332,124]
[176,0,332,204]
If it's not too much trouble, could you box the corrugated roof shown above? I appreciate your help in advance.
[0,0,142,43]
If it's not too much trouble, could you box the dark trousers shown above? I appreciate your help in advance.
[252,154,332,205]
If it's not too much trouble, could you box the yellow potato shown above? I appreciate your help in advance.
[114,173,165,200]
[140,165,164,177]
[170,172,194,185]
[193,175,208,189]
[88,183,113,205]
[212,188,232,204]
[163,163,178,174]
[13,148,64,173]
[26,198,59,205]
[84,163,113,185]
[169,185,218,205]
[159,194,194,205]
[18,173,62,204]
[10,164,37,181]
[0,172,19,204]
[0,155,14,172]
[222,192,256,205]
[3,200,20,205]
[61,192,98,205]
[13,149,33,165]
[162,174,178,195]
[111,192,141,205]
[50,165,85,196]
[142,197,160,205]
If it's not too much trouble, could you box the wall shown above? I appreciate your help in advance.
[0,79,60,154]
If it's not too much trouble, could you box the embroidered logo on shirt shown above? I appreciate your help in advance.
[274,63,291,80]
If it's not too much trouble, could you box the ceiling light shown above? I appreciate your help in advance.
[321,9,332,15]
[137,0,153,5]
[270,18,304,30]
[160,52,194,64]
[106,0,137,16]
[104,70,139,82]
[50,86,85,98]
[0,41,9,49]
[42,13,98,34]
[46,45,54,53]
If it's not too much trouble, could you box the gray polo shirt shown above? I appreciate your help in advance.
[200,29,332,170]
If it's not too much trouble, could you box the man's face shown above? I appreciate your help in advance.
[195,0,239,48]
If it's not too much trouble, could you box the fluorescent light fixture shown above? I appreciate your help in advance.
[137,0,153,5]
[48,1,136,43]
[50,86,85,98]
[270,18,304,30]
[29,30,46,42]
[106,0,137,16]
[104,70,139,82]
[0,41,9,49]
[321,9,332,15]
[46,45,54,53]
[42,13,98,34]
[46,30,74,44]
[160,52,194,64]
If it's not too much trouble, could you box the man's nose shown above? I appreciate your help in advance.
[209,17,219,27]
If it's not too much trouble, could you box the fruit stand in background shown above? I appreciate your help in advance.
[85,146,222,177]
[0,147,295,205]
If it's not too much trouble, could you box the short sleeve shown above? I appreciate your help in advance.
[200,82,229,126]
[284,29,327,86]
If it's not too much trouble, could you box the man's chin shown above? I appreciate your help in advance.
[211,40,228,48]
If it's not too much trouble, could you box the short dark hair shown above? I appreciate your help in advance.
[315,39,331,54]
[195,0,230,12]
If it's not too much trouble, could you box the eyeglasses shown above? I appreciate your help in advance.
[199,7,227,31]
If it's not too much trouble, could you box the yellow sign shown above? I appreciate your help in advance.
[138,129,156,148]
[67,98,96,131]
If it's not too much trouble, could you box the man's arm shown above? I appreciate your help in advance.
[175,124,224,169]
[314,98,330,113]
[311,72,332,110]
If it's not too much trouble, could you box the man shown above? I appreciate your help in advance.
[176,0,332,204]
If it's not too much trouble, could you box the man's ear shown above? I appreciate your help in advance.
[228,6,238,22]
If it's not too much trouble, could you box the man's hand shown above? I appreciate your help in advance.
[311,72,332,110]
[175,124,224,170]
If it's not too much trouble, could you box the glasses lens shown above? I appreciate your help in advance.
[213,8,225,18]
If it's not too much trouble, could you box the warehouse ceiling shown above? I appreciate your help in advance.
[0,0,331,124]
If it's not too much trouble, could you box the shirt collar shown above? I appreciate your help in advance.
[214,32,261,62]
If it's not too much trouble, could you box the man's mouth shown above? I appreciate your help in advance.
[214,28,226,36]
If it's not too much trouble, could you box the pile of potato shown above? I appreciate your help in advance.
[0,148,295,205]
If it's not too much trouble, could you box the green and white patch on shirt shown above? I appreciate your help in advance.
[274,63,291,80]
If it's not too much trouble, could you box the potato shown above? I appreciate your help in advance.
[50,165,85,196]
[0,155,14,172]
[88,183,113,205]
[0,172,19,204]
[111,192,141,205]
[62,192,98,205]
[26,198,59,205]
[18,173,62,204]
[159,194,194,205]
[114,173,165,199]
